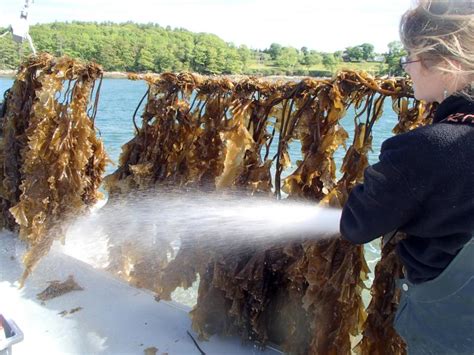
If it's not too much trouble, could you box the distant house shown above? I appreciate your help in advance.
[370,55,386,63]
[341,53,352,62]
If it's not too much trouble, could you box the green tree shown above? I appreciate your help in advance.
[385,41,407,76]
[1,22,338,75]
[192,42,208,72]
[360,43,375,61]
[96,42,124,71]
[155,49,177,72]
[343,43,375,62]
[276,47,299,72]
[322,53,339,75]
[192,34,227,74]
[267,43,282,60]
[301,50,322,69]
[344,46,364,62]
[0,31,20,69]
[135,46,155,72]
[334,50,343,60]
[173,30,194,70]
[224,47,243,74]
[237,45,251,71]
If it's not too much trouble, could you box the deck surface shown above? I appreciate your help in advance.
[0,232,280,355]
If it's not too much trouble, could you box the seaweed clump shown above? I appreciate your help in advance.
[0,53,107,285]
[104,71,434,354]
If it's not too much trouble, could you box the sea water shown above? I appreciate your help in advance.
[0,77,397,306]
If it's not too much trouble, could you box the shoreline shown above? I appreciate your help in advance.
[0,69,329,81]
[0,69,129,79]
[0,70,15,78]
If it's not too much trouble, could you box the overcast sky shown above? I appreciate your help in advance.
[0,0,414,53]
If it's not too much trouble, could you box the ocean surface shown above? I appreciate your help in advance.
[0,77,397,305]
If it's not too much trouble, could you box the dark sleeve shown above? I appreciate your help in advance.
[340,153,421,244]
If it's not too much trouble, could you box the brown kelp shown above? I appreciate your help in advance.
[104,71,434,354]
[0,53,107,285]
[0,52,438,353]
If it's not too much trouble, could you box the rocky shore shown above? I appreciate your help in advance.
[0,69,329,81]
[0,70,15,77]
[0,69,130,79]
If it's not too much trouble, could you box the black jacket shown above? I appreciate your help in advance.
[340,95,474,283]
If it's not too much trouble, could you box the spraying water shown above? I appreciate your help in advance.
[59,191,342,268]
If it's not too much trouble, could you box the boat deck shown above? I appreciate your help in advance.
[0,232,280,355]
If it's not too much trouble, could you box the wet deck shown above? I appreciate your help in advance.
[0,232,280,355]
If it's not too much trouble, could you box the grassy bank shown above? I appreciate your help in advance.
[247,60,387,77]
[0,61,387,80]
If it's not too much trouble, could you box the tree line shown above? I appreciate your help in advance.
[0,22,406,76]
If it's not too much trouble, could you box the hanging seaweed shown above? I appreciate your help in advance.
[104,71,434,354]
[0,53,107,285]
[354,237,406,355]
[0,51,439,353]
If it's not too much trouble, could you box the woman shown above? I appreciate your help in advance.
[340,0,473,353]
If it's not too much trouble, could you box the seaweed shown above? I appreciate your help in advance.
[2,54,435,353]
[36,274,83,301]
[0,53,107,285]
[104,71,433,354]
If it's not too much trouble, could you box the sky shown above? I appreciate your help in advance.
[0,0,414,53]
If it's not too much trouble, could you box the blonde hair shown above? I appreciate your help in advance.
[400,0,474,100]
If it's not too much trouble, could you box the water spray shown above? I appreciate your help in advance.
[60,191,342,268]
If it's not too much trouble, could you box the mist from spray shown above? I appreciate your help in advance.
[59,191,342,267]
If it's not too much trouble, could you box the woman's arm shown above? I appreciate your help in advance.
[340,154,421,244]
